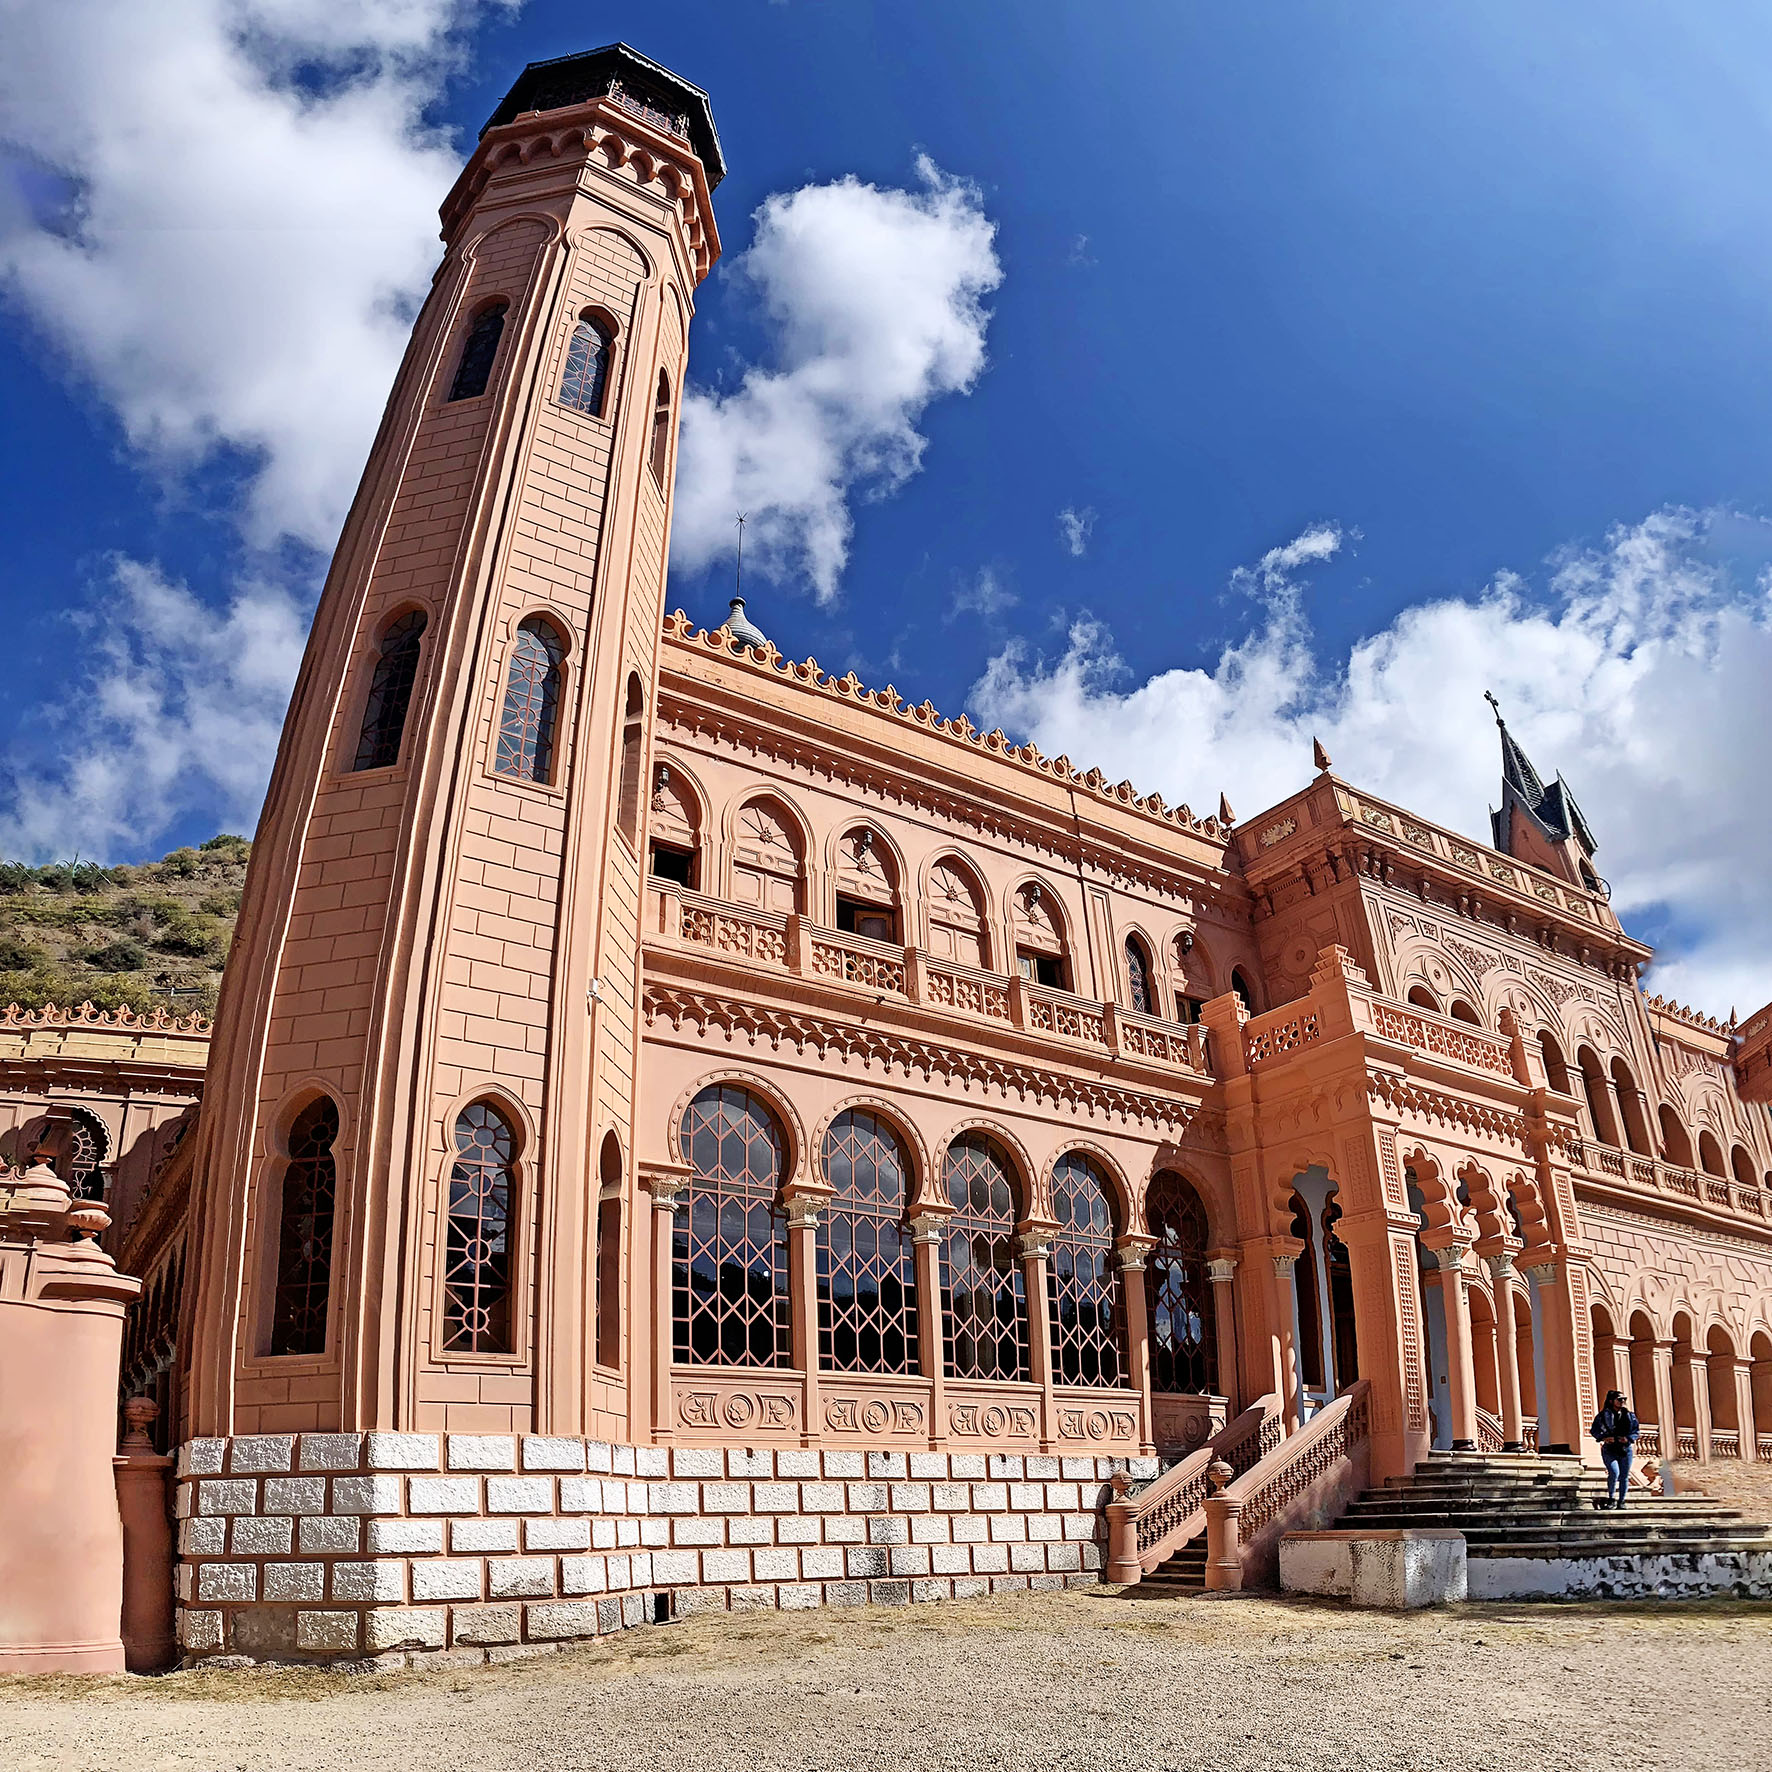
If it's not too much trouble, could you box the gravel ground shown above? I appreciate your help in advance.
[2,1588,1767,1772]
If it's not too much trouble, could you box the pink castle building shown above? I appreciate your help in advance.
[6,43,1772,1669]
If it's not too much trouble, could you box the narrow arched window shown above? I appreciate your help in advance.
[494,616,565,782]
[353,610,427,770]
[443,1101,515,1354]
[676,1085,789,1366]
[819,1110,918,1375]
[941,1134,1027,1382]
[270,1096,340,1356]
[616,674,644,843]
[649,371,672,486]
[595,1131,622,1370]
[448,301,508,402]
[1147,1171,1215,1394]
[66,1108,109,1202]
[558,314,612,416]
[1231,968,1256,1013]
[1048,1152,1123,1387]
[1124,937,1153,1015]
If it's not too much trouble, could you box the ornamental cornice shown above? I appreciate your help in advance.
[642,983,1200,1135]
[1365,1071,1533,1151]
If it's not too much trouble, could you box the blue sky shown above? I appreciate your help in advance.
[2,1,1771,1011]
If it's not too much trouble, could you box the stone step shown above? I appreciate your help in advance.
[1473,1538,1772,1561]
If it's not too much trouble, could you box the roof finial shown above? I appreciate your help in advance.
[1217,792,1236,826]
[1312,735,1331,772]
[734,511,746,599]
[1484,688,1503,723]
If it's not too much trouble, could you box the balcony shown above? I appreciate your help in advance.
[1567,1136,1767,1225]
[648,883,1210,1078]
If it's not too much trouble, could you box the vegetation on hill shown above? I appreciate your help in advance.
[0,835,250,1019]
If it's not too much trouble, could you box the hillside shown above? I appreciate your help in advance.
[0,834,250,1018]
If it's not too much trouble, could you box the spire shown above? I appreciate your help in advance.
[1485,691,1597,865]
[1484,690,1546,811]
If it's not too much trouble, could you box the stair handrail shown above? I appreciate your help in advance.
[1105,1393,1283,1583]
[1205,1379,1372,1591]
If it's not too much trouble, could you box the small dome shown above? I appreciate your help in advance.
[725,596,768,650]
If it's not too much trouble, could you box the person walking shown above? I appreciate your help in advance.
[1590,1389,1639,1509]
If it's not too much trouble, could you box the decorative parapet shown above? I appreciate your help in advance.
[1567,1136,1766,1224]
[0,1000,211,1035]
[659,609,1234,844]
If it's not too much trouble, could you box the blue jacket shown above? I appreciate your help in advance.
[1590,1406,1639,1447]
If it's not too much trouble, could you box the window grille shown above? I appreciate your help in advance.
[353,610,427,771]
[940,1134,1027,1382]
[443,1101,515,1354]
[1125,938,1152,1014]
[494,617,565,782]
[66,1109,108,1201]
[818,1110,918,1374]
[1146,1171,1215,1393]
[448,302,507,401]
[675,1085,790,1367]
[1047,1152,1123,1387]
[558,316,611,415]
[270,1097,340,1356]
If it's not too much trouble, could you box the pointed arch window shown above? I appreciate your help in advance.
[494,617,565,783]
[649,371,672,486]
[1124,937,1153,1015]
[270,1096,340,1356]
[448,301,508,402]
[818,1110,918,1374]
[444,1101,515,1354]
[353,610,427,771]
[941,1134,1028,1382]
[1048,1152,1124,1387]
[616,674,644,842]
[558,314,612,416]
[1147,1171,1215,1394]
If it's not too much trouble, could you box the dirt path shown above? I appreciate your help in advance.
[2,1588,1767,1772]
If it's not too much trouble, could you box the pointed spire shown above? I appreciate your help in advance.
[1218,792,1236,826]
[1312,736,1331,772]
[1484,689,1546,809]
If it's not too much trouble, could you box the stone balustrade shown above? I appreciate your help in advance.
[1568,1137,1768,1226]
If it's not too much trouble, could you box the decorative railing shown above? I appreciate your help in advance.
[1521,1417,1539,1454]
[1566,1139,1769,1225]
[677,893,790,967]
[807,929,907,995]
[1106,1395,1282,1582]
[1757,1434,1772,1465]
[1637,1424,1662,1458]
[1245,1005,1322,1068]
[1677,1427,1700,1460]
[1711,1430,1741,1460]
[1023,983,1107,1046]
[1116,1005,1201,1070]
[921,956,1011,1023]
[604,79,691,143]
[1367,1002,1514,1075]
[1475,1406,1505,1453]
[0,1000,212,1035]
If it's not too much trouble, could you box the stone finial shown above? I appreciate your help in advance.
[1313,736,1332,772]
[1206,1457,1234,1493]
[120,1396,159,1455]
[1217,793,1236,827]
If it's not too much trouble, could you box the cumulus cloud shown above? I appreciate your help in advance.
[0,0,501,857]
[970,509,1772,1016]
[945,565,1017,623]
[673,157,1002,602]
[1058,505,1096,558]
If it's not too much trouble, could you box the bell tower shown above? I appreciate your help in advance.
[183,46,722,1442]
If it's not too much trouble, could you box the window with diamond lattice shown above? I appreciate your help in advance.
[65,1110,108,1201]
[1146,1171,1216,1394]
[558,315,611,416]
[269,1096,340,1356]
[941,1134,1028,1382]
[1125,937,1153,1015]
[818,1110,919,1374]
[676,1085,790,1367]
[443,1102,516,1354]
[1047,1152,1124,1387]
[494,617,565,782]
[448,301,507,401]
[353,610,426,771]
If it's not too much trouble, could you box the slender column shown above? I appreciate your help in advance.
[1673,1343,1708,1460]
[1116,1237,1156,1456]
[1207,1255,1241,1413]
[784,1192,827,1444]
[1019,1230,1058,1449]
[1272,1252,1302,1431]
[1730,1359,1755,1456]
[909,1211,949,1447]
[1486,1253,1525,1449]
[1521,1255,1583,1455]
[640,1165,690,1443]
[1426,1239,1478,1450]
[1650,1340,1678,1459]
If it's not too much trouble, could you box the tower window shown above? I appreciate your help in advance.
[558,315,612,416]
[270,1096,340,1357]
[616,674,644,842]
[444,1101,516,1355]
[353,610,427,771]
[649,371,672,486]
[1124,936,1154,1015]
[494,617,566,783]
[448,301,508,402]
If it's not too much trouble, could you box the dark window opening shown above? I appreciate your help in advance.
[836,895,897,944]
[649,371,672,486]
[448,302,507,402]
[559,315,611,416]
[595,1197,621,1369]
[616,674,645,843]
[1124,938,1153,1015]
[494,617,565,783]
[1231,969,1255,1013]
[353,609,426,771]
[443,1101,516,1355]
[270,1097,340,1357]
[1175,995,1204,1025]
[649,843,696,888]
[1017,949,1066,990]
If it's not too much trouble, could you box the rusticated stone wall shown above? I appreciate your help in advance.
[173,1432,1144,1666]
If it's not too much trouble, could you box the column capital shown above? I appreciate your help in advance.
[639,1163,692,1210]
[1270,1252,1298,1278]
[907,1210,949,1245]
[1113,1234,1156,1273]
[1484,1249,1517,1279]
[1206,1256,1239,1285]
[1016,1230,1055,1263]
[1427,1239,1472,1274]
[784,1195,826,1230]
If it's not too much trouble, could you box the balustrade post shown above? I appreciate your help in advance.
[909,1211,949,1445]
[1116,1237,1156,1455]
[640,1164,691,1443]
[1203,1460,1242,1591]
[1207,1254,1241,1414]
[1485,1252,1526,1449]
[785,911,805,975]
[1105,1471,1141,1584]
[1019,1228,1058,1447]
[658,881,681,939]
[903,945,925,1005]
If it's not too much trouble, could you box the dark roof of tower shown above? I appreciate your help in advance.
[481,43,725,189]
[1485,693,1597,858]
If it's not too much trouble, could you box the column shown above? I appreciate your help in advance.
[784,1191,828,1444]
[1425,1239,1478,1450]
[1650,1340,1678,1461]
[1272,1252,1302,1431]
[1207,1254,1241,1413]
[1731,1359,1755,1457]
[1673,1342,1708,1461]
[1116,1237,1156,1456]
[1521,1256,1583,1455]
[1336,1212,1432,1481]
[1486,1253,1525,1449]
[1019,1230,1058,1448]
[640,1165,691,1443]
[909,1211,948,1447]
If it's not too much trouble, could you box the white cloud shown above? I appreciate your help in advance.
[1058,505,1096,557]
[673,156,1002,603]
[0,559,307,860]
[970,509,1772,1017]
[946,565,1017,623]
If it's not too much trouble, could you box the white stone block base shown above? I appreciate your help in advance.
[1467,1548,1772,1601]
[1279,1530,1468,1608]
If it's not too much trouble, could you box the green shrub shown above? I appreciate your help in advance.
[0,934,46,971]
[84,938,146,973]
[198,889,243,918]
[161,847,202,878]
[200,833,250,854]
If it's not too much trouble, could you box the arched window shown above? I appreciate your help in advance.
[1146,1171,1215,1394]
[941,1134,1027,1382]
[1732,1145,1757,1191]
[352,609,426,771]
[269,1096,340,1356]
[649,371,672,485]
[1610,1058,1652,1156]
[1698,1129,1726,1178]
[494,616,565,782]
[1576,1046,1622,1146]
[595,1131,622,1370]
[1124,937,1154,1015]
[1407,984,1440,1013]
[1448,999,1481,1025]
[448,301,507,402]
[1013,881,1068,990]
[1048,1153,1123,1387]
[732,797,804,914]
[818,1110,918,1374]
[1658,1103,1695,1169]
[676,1085,789,1367]
[66,1109,109,1202]
[1231,968,1256,1013]
[835,827,899,944]
[616,674,644,843]
[927,857,988,969]
[1538,1030,1573,1095]
[558,314,612,416]
[648,758,700,888]
[443,1101,515,1354]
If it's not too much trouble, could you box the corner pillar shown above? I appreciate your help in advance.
[1335,1209,1430,1480]
[1207,1253,1241,1413]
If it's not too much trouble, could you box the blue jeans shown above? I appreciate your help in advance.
[1602,1444,1633,1503]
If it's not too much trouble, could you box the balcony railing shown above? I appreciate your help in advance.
[652,884,1210,1078]
[1568,1137,1768,1225]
